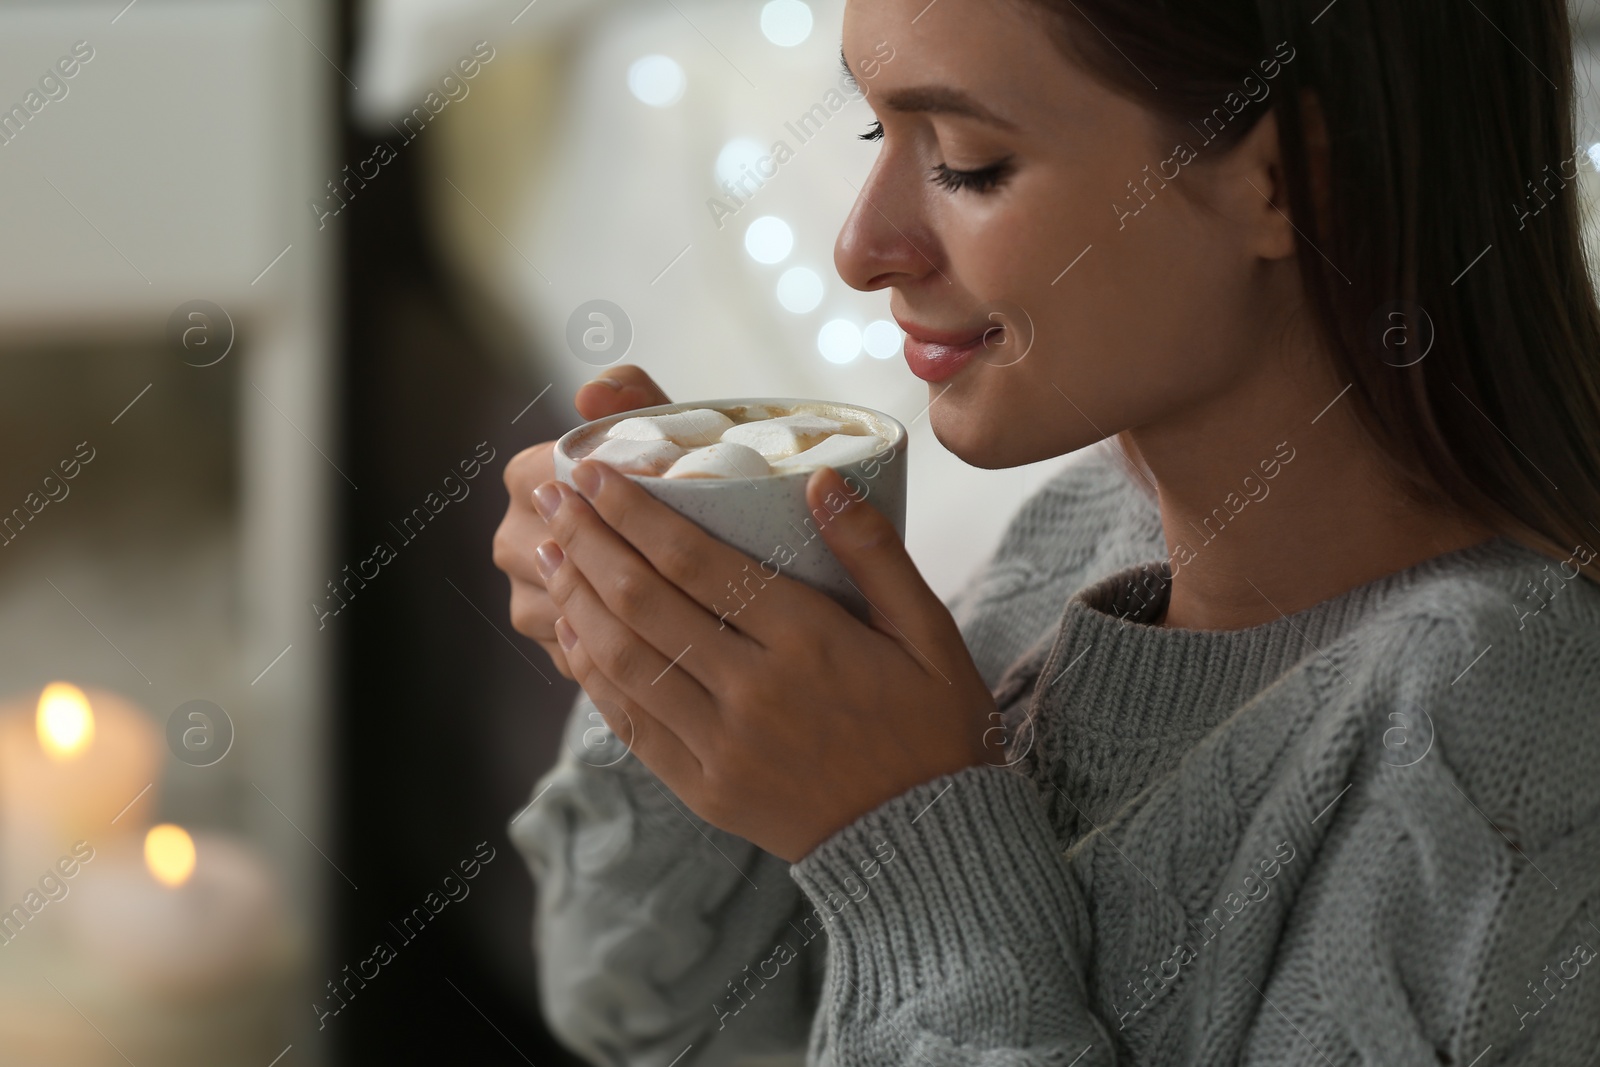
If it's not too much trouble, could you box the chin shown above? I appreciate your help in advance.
[929,405,1077,470]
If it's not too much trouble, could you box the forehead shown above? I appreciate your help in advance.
[840,0,1109,132]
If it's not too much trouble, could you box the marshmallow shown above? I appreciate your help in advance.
[584,437,686,477]
[608,408,734,447]
[771,433,889,472]
[719,414,852,459]
[663,441,772,480]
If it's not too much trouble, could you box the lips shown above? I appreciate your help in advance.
[896,317,994,383]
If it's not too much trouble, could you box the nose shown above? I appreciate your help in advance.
[833,152,944,293]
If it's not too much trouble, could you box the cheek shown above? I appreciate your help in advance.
[1102,202,1257,388]
[921,187,1102,465]
[930,175,1251,467]
[933,181,1056,294]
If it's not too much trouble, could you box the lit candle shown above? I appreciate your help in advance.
[65,826,283,993]
[0,683,161,902]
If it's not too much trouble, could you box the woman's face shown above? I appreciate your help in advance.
[837,0,1304,470]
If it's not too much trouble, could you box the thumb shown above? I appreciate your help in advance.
[805,466,956,666]
[574,365,673,421]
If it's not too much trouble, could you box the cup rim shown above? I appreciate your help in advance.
[553,397,908,482]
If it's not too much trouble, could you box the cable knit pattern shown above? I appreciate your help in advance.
[510,441,1600,1067]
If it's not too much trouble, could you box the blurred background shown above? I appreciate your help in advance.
[1,1,1599,1063]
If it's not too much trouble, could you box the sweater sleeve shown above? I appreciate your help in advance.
[787,762,1119,1067]
[509,694,827,1067]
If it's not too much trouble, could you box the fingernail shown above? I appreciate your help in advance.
[533,482,562,520]
[535,540,565,580]
[554,615,579,651]
[587,377,623,391]
[572,461,603,498]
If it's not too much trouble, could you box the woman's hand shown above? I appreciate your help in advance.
[493,366,673,678]
[532,457,1000,863]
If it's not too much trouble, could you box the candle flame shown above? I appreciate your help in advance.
[145,824,196,888]
[36,682,94,761]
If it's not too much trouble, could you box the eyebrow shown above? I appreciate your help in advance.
[840,46,1020,132]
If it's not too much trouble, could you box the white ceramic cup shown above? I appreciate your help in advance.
[553,398,908,624]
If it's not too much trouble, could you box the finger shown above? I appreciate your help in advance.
[805,465,963,676]
[507,575,557,638]
[574,365,673,422]
[497,444,557,590]
[502,441,555,500]
[542,533,725,756]
[556,617,703,791]
[542,643,575,680]
[506,578,574,677]
[494,505,551,592]
[494,442,570,676]
[540,473,757,691]
[563,459,815,648]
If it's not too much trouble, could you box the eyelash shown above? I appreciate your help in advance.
[858,120,1013,195]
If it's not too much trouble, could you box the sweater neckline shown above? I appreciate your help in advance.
[1028,534,1530,744]
[1078,533,1525,637]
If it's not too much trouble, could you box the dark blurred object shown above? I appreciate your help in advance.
[332,5,584,1063]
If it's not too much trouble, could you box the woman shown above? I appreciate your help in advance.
[493,0,1600,1063]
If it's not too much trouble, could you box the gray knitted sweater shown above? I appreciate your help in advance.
[510,440,1600,1067]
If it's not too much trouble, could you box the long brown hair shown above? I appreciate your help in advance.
[1029,0,1600,583]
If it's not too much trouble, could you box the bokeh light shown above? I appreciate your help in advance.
[716,138,766,185]
[745,216,795,264]
[777,267,825,313]
[863,320,904,360]
[818,320,863,364]
[760,0,814,46]
[627,55,686,107]
[145,824,198,888]
[36,681,93,761]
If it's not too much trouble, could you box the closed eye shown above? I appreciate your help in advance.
[929,160,1013,195]
[858,119,1013,195]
